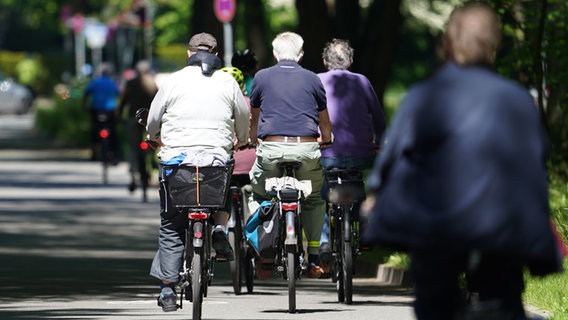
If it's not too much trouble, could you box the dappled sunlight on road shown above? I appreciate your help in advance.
[0,150,162,301]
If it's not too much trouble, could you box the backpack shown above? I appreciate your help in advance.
[245,200,280,262]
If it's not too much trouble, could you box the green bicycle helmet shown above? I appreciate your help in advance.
[221,66,245,92]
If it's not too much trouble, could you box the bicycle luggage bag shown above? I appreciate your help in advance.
[245,200,280,261]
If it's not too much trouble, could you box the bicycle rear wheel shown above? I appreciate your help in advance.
[342,211,353,304]
[192,246,203,320]
[334,211,345,303]
[287,248,297,313]
[100,141,109,184]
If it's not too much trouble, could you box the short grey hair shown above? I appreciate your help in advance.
[272,32,304,62]
[322,38,354,70]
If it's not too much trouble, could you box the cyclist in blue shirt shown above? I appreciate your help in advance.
[82,63,121,161]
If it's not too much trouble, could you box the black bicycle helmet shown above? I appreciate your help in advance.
[231,49,258,73]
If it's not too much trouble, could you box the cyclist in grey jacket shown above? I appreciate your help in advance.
[146,32,249,312]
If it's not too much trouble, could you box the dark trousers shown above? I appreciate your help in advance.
[410,250,526,320]
[149,164,233,283]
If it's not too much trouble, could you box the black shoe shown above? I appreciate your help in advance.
[212,228,234,261]
[157,290,177,312]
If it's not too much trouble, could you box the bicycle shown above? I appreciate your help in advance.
[324,167,366,304]
[134,138,151,202]
[93,111,116,184]
[133,108,156,202]
[227,177,255,295]
[161,162,234,320]
[263,160,312,313]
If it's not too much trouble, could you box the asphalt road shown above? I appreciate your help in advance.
[0,113,416,320]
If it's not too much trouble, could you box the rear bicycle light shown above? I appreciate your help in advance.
[139,141,149,150]
[281,203,298,211]
[99,129,109,139]
[189,212,208,220]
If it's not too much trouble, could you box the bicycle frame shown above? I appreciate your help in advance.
[227,183,255,295]
[160,163,233,320]
[325,168,365,305]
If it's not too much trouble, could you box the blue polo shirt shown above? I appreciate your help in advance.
[249,60,327,139]
[84,75,120,112]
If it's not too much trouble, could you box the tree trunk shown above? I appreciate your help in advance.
[294,0,403,104]
[239,0,270,68]
[358,0,403,104]
[295,0,332,73]
[192,1,225,60]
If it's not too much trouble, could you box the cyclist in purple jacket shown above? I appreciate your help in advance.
[316,39,385,275]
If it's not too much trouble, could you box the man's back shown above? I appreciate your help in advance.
[85,76,119,111]
[250,60,325,139]
[318,69,384,157]
[147,65,249,160]
[369,62,554,260]
[121,75,157,117]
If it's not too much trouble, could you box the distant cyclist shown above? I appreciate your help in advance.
[118,60,158,192]
[316,39,385,275]
[82,63,121,162]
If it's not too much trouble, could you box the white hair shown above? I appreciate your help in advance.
[272,32,304,62]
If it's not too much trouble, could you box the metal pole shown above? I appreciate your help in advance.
[223,22,233,67]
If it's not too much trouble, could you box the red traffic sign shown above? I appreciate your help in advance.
[214,0,236,23]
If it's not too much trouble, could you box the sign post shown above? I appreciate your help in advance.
[214,0,236,66]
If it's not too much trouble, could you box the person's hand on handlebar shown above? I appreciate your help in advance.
[234,139,257,151]
[146,135,162,149]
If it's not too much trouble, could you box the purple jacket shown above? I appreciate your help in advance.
[317,69,385,158]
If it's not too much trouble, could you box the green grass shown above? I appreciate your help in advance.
[524,260,568,320]
[523,175,568,319]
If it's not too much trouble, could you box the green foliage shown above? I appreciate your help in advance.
[34,80,91,148]
[153,44,187,72]
[0,51,26,77]
[153,0,192,46]
[265,0,297,36]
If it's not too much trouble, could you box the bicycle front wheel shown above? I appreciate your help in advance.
[243,248,255,293]
[192,246,203,320]
[228,211,243,295]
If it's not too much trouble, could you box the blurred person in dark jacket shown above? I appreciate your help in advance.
[363,3,563,320]
[118,60,158,192]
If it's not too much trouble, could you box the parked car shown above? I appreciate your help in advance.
[0,71,34,114]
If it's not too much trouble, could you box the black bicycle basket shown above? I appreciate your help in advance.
[325,168,366,203]
[164,164,233,208]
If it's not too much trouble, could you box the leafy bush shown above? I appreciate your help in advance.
[34,80,91,148]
